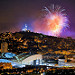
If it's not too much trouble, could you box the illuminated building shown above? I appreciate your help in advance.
[22,24,28,31]
[12,53,42,65]
[58,58,75,67]
[1,42,8,53]
[0,52,42,68]
[0,62,12,69]
[1,52,16,58]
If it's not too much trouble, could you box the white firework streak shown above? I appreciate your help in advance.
[42,4,69,36]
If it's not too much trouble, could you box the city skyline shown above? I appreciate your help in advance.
[0,0,75,39]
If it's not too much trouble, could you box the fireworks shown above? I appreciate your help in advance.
[32,4,69,36]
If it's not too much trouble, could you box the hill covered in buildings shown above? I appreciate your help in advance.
[0,31,75,55]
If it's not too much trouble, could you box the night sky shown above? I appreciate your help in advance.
[0,0,75,39]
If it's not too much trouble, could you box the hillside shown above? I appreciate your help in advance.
[0,31,75,55]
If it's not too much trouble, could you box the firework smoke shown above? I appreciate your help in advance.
[32,4,69,36]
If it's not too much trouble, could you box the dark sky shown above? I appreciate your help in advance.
[0,0,75,39]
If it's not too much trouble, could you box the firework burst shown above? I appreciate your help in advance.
[32,4,69,36]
